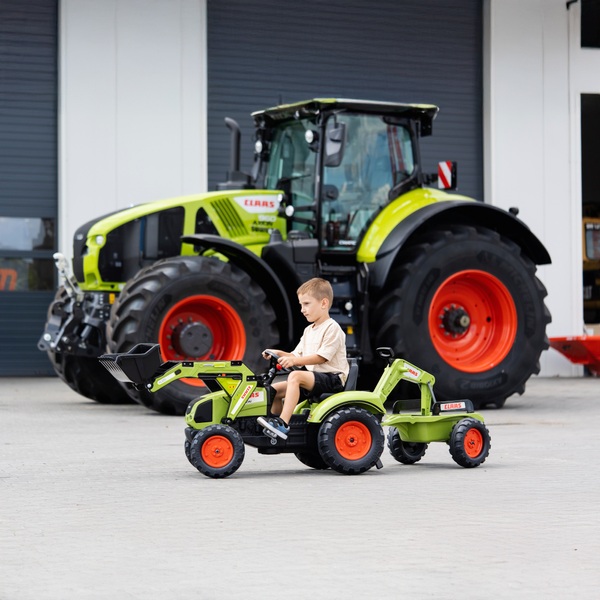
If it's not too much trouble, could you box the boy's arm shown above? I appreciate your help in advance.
[278,353,326,369]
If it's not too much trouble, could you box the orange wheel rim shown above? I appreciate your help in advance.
[158,295,246,387]
[428,270,517,373]
[335,421,371,460]
[463,428,484,458]
[201,435,234,468]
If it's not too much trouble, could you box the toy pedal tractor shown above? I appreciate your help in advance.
[99,345,491,478]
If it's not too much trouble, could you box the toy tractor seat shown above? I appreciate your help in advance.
[314,357,359,401]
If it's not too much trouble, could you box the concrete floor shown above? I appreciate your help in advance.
[1,375,599,599]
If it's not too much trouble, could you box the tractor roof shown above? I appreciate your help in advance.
[252,98,439,133]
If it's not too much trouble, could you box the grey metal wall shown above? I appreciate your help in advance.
[0,0,57,375]
[206,0,483,200]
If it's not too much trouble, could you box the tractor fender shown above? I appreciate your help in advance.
[181,234,293,347]
[367,201,551,289]
[185,391,230,429]
[306,391,386,424]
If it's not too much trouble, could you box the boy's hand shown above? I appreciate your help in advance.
[278,355,296,369]
[262,349,277,360]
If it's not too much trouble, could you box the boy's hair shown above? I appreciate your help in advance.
[297,278,333,305]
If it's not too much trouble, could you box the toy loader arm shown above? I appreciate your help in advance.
[99,343,198,392]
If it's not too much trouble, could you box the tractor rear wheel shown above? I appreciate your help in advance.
[448,418,491,468]
[106,256,278,415]
[374,225,551,409]
[317,407,384,475]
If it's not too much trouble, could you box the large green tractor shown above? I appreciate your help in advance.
[39,98,551,415]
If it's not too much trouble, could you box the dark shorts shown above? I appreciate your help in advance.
[301,371,344,400]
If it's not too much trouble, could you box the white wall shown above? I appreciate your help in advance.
[485,0,589,376]
[59,0,207,256]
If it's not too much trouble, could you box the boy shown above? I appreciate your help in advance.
[257,277,349,440]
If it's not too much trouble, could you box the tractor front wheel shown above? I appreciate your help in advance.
[387,428,428,464]
[106,256,278,415]
[189,425,245,478]
[318,407,384,475]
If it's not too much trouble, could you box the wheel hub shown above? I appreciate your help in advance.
[440,304,471,337]
[170,320,213,358]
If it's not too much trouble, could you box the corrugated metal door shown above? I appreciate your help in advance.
[0,0,58,375]
[206,0,482,200]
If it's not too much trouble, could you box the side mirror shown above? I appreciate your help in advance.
[324,122,346,168]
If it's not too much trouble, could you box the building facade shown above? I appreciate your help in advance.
[0,0,596,376]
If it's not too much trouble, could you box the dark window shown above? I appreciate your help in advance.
[582,0,600,48]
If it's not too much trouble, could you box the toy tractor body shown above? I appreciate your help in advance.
[100,344,491,478]
[42,98,551,414]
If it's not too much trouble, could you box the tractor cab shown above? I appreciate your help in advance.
[251,99,438,255]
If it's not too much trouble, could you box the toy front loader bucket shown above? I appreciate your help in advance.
[99,343,163,384]
[549,336,600,376]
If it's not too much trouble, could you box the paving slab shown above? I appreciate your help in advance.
[1,375,599,600]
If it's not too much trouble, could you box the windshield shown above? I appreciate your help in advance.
[263,119,317,234]
[260,112,415,247]
[322,113,414,249]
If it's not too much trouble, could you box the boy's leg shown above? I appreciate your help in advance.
[280,371,315,425]
[269,381,287,416]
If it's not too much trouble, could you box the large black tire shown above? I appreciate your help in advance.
[448,418,491,468]
[47,351,134,404]
[373,226,551,409]
[189,424,245,478]
[317,407,384,475]
[387,428,428,465]
[106,256,278,415]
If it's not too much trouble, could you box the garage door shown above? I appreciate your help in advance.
[206,0,482,200]
[0,0,58,375]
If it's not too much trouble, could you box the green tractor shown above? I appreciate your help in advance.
[39,98,551,415]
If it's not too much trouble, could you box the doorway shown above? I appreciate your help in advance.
[581,94,600,323]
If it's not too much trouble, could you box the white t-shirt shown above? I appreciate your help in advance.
[292,318,349,384]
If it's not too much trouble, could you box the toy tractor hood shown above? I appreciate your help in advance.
[252,98,439,137]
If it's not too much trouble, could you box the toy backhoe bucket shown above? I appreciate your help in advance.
[99,343,163,384]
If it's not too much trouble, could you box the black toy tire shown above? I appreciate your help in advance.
[189,424,245,478]
[184,440,193,465]
[448,418,491,468]
[106,256,278,415]
[373,225,551,409]
[294,450,330,470]
[387,428,428,464]
[317,407,384,475]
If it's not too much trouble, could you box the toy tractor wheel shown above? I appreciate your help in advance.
[448,418,491,468]
[374,225,551,409]
[106,256,278,415]
[317,407,384,475]
[295,450,330,470]
[184,440,193,465]
[387,428,428,464]
[189,424,245,478]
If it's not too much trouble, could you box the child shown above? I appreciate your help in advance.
[257,277,349,440]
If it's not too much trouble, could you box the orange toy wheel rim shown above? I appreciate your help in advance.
[463,428,484,458]
[201,435,234,468]
[428,270,517,373]
[335,421,372,460]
